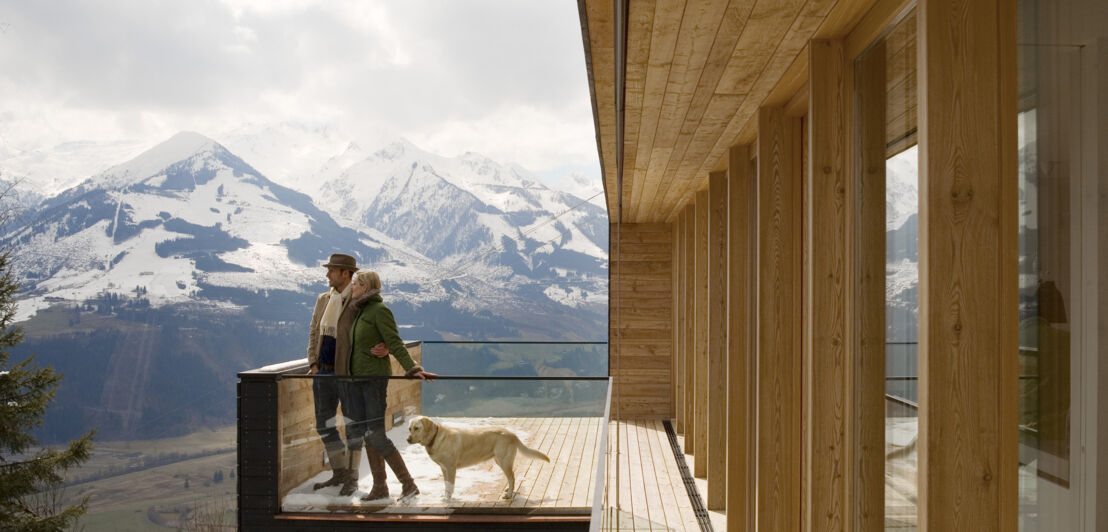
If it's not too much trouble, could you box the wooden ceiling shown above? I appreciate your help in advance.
[581,0,884,223]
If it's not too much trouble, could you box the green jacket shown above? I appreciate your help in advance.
[348,293,421,376]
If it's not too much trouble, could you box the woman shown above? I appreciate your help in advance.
[344,270,436,503]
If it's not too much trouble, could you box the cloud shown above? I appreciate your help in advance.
[0,0,599,178]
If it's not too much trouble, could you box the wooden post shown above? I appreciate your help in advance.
[694,189,710,478]
[674,210,686,434]
[707,170,728,510]
[755,107,803,530]
[854,36,887,532]
[917,0,1018,529]
[684,204,696,454]
[727,144,754,532]
[804,39,852,532]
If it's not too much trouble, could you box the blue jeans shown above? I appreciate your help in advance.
[312,374,345,452]
[342,377,396,456]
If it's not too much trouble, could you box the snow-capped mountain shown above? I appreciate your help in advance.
[4,130,610,340]
[5,131,391,320]
[4,130,610,442]
[314,139,608,269]
[886,146,918,232]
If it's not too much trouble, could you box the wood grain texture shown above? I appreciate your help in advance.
[632,0,686,222]
[646,0,756,220]
[583,0,617,216]
[582,0,885,224]
[917,0,1018,529]
[640,0,732,222]
[674,211,685,434]
[706,170,729,510]
[623,0,657,222]
[755,107,803,531]
[805,39,851,532]
[684,204,696,454]
[610,223,674,419]
[853,37,887,532]
[726,143,754,532]
[693,189,709,478]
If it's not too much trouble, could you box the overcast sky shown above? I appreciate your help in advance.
[0,0,600,184]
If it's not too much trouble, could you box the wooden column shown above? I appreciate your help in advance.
[727,144,755,532]
[694,189,710,478]
[918,0,1018,529]
[804,39,852,532]
[707,170,729,510]
[674,210,686,434]
[755,107,803,530]
[854,37,887,532]
[684,204,696,453]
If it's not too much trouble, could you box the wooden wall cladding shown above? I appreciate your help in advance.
[610,223,675,419]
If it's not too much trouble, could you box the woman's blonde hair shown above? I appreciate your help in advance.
[353,270,382,291]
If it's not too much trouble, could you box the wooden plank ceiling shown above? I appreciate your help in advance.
[582,0,880,223]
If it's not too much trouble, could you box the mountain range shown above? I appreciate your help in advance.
[4,129,609,333]
[0,127,609,441]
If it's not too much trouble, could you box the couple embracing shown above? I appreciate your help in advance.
[306,253,436,502]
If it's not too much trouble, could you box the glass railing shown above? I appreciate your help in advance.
[249,341,610,520]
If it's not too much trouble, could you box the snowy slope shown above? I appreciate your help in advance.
[5,132,392,320]
[5,130,609,340]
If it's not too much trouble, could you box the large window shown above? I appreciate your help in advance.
[1016,0,1106,529]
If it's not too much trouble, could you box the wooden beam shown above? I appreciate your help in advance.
[631,0,685,223]
[854,36,887,532]
[755,107,803,530]
[674,209,686,434]
[804,38,852,532]
[726,144,754,532]
[845,0,915,61]
[623,0,655,223]
[684,203,696,454]
[917,0,1018,529]
[707,170,728,510]
[694,188,709,478]
[583,0,617,216]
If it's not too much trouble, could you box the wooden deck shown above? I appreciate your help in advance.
[600,419,709,531]
[281,418,714,530]
[282,417,601,515]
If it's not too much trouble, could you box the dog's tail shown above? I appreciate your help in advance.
[519,444,550,463]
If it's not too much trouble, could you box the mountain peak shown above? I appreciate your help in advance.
[93,131,220,189]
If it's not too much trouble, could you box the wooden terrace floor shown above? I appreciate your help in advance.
[282,418,717,530]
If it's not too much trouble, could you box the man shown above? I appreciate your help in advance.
[306,253,388,496]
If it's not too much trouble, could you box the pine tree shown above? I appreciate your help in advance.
[0,240,95,527]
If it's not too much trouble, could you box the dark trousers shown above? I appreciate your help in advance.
[312,375,346,452]
[342,377,396,456]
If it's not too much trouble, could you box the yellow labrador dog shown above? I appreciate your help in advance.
[407,416,550,500]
